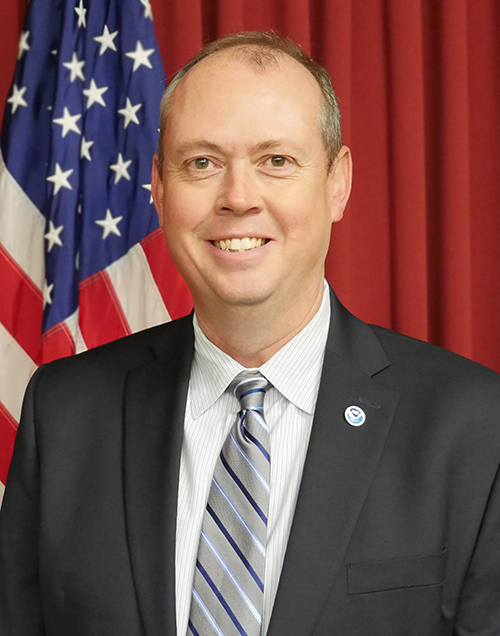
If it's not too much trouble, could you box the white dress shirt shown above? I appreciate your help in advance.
[176,282,331,635]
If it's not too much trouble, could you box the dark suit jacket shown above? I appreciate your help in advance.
[1,289,500,635]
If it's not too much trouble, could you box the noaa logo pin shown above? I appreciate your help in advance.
[344,406,366,427]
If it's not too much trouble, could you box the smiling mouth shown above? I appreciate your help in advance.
[212,237,268,252]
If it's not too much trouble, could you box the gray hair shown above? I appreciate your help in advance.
[156,31,342,174]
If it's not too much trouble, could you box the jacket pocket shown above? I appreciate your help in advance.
[346,548,447,595]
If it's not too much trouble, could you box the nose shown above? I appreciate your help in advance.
[216,162,262,216]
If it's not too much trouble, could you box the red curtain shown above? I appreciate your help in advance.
[2,0,500,372]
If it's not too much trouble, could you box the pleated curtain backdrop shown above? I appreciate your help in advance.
[1,0,500,372]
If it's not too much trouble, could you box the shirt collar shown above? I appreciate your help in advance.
[189,281,331,418]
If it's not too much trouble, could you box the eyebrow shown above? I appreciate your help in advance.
[174,140,224,157]
[173,139,301,158]
[253,140,299,153]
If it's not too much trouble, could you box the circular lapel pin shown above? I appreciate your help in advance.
[344,406,366,427]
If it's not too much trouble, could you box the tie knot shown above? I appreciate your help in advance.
[231,371,271,411]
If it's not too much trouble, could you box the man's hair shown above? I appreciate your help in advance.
[156,31,342,174]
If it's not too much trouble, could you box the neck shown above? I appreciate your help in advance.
[194,283,325,367]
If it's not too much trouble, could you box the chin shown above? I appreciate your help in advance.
[209,282,275,308]
[216,291,269,307]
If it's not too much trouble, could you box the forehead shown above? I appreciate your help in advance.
[165,51,324,142]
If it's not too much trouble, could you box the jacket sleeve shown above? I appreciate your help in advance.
[454,461,500,635]
[0,366,45,635]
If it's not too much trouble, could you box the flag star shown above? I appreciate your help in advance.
[62,52,85,82]
[139,0,153,20]
[142,183,153,203]
[47,163,73,195]
[125,41,154,72]
[80,136,94,161]
[117,97,142,128]
[7,85,28,114]
[94,24,118,55]
[75,0,87,27]
[18,31,30,59]
[53,107,81,137]
[44,220,64,252]
[110,153,132,184]
[43,281,54,308]
[95,209,123,239]
[75,251,80,270]
[83,79,108,109]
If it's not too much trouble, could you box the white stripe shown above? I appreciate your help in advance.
[201,530,261,624]
[213,477,266,556]
[0,150,45,291]
[105,242,170,333]
[229,431,270,492]
[64,309,88,354]
[0,480,4,504]
[0,323,37,422]
[247,409,269,433]
[235,377,268,396]
[191,589,225,636]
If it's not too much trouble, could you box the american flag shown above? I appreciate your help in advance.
[0,0,192,499]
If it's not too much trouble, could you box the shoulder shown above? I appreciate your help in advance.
[31,314,194,396]
[371,323,500,390]
[328,287,500,395]
[369,324,500,446]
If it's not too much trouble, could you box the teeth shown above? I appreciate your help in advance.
[214,237,266,252]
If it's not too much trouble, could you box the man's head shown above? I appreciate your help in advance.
[156,31,343,175]
[152,31,351,344]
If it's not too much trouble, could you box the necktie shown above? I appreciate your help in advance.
[188,370,272,636]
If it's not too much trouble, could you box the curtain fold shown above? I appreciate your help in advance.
[2,0,500,371]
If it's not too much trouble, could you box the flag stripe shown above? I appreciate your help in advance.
[0,322,37,422]
[64,309,88,355]
[79,271,131,349]
[0,403,18,484]
[106,241,170,333]
[141,229,192,320]
[0,243,43,362]
[42,321,76,363]
[0,152,45,291]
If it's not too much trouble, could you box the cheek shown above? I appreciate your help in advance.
[277,197,333,262]
[162,189,202,232]
[276,191,332,237]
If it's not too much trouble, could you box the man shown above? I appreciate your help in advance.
[1,31,500,636]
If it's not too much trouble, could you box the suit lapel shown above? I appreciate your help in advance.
[123,316,194,636]
[268,291,400,636]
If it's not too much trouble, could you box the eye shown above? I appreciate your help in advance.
[268,156,288,167]
[190,157,212,170]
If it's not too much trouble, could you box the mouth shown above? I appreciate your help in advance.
[212,237,268,252]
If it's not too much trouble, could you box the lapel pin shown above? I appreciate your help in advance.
[344,406,366,427]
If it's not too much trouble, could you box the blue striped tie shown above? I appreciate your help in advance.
[188,371,271,636]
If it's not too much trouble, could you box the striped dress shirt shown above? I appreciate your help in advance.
[176,282,331,635]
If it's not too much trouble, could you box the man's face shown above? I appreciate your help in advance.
[153,52,351,317]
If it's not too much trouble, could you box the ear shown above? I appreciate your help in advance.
[151,154,164,229]
[327,145,352,224]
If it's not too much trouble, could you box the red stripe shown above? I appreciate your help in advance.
[140,229,192,320]
[0,243,43,364]
[41,321,75,364]
[0,402,18,484]
[79,270,131,349]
